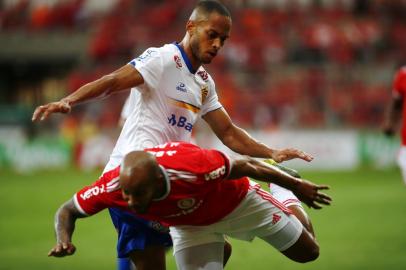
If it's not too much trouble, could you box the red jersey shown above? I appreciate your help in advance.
[74,142,250,226]
[393,66,406,145]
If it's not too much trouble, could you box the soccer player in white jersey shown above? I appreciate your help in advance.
[32,1,315,269]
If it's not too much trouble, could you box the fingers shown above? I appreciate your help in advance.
[48,242,76,257]
[32,102,71,122]
[317,185,330,190]
[305,191,332,210]
[273,149,314,163]
[297,151,314,162]
[32,105,47,121]
[315,193,332,205]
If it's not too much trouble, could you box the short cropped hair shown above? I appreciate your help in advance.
[196,0,231,18]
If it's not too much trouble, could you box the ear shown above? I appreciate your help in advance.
[186,20,196,36]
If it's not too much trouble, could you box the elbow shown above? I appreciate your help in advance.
[100,74,119,95]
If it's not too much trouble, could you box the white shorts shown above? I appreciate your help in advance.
[269,183,302,208]
[169,181,303,254]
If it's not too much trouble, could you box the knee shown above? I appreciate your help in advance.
[297,243,319,263]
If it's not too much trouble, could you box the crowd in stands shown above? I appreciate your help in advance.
[1,0,405,131]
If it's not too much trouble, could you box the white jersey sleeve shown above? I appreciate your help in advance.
[128,47,163,91]
[200,77,222,116]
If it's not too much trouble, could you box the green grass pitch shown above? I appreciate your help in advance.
[1,167,406,270]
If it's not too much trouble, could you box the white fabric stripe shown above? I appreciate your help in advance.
[106,177,119,186]
[107,183,120,193]
[166,169,196,176]
[168,173,197,179]
[166,169,197,181]
[73,194,89,216]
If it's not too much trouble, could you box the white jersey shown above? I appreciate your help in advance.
[104,43,222,172]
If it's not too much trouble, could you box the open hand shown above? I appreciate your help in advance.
[295,180,332,209]
[48,242,76,257]
[32,100,71,122]
[271,148,314,163]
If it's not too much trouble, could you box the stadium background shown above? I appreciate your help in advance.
[1,0,405,269]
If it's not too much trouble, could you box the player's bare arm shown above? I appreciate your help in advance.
[48,199,86,257]
[228,156,331,209]
[203,108,313,162]
[32,64,144,121]
[383,92,403,136]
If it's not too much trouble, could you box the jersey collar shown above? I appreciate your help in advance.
[153,165,171,201]
[174,42,197,74]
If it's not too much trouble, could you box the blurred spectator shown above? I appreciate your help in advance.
[1,0,404,134]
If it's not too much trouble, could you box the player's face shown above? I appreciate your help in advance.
[121,179,156,214]
[190,13,231,64]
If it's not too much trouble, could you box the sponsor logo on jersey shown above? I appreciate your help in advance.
[174,55,182,68]
[167,114,194,132]
[176,82,187,92]
[197,70,209,81]
[79,177,120,201]
[204,165,226,181]
[177,198,196,209]
[201,86,209,103]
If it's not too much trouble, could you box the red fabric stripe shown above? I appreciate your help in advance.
[249,184,291,214]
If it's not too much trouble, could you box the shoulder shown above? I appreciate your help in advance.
[197,67,216,90]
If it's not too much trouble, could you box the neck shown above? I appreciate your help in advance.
[179,36,201,71]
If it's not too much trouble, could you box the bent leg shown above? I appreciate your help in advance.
[270,184,315,237]
[175,242,225,270]
[281,228,319,263]
[288,205,315,237]
[129,245,166,270]
[260,215,319,263]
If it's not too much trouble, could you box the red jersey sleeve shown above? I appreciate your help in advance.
[73,166,123,216]
[393,67,406,96]
[199,149,232,181]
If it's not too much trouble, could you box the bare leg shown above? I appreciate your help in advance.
[288,205,315,238]
[128,245,166,270]
[260,215,319,263]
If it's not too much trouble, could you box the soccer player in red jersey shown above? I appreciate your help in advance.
[34,1,315,269]
[384,66,406,184]
[48,142,331,269]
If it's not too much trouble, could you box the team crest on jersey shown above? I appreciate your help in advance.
[177,198,196,209]
[174,55,182,68]
[197,70,208,81]
[201,86,209,103]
